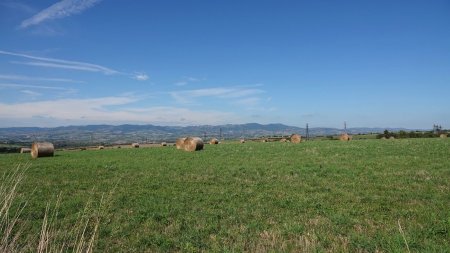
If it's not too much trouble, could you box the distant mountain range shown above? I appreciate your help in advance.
[0,123,415,145]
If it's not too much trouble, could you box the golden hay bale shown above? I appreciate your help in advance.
[210,138,219,145]
[161,142,167,146]
[240,139,245,143]
[131,143,140,148]
[280,138,287,143]
[440,134,448,138]
[339,133,352,141]
[98,146,104,150]
[290,134,301,143]
[20,147,31,153]
[183,137,204,151]
[31,142,54,159]
[176,138,187,149]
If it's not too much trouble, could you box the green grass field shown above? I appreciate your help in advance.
[1,138,449,252]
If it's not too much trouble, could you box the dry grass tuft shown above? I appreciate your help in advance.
[1,164,110,253]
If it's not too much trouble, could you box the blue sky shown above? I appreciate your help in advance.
[0,0,449,129]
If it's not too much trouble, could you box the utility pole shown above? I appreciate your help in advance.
[306,123,309,141]
[219,128,223,140]
[344,121,347,134]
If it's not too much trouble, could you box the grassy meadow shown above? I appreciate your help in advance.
[0,138,449,252]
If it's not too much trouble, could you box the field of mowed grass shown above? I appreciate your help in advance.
[1,138,449,252]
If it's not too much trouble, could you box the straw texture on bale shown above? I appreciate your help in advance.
[31,142,54,159]
[209,138,219,145]
[20,148,31,153]
[240,139,245,143]
[280,138,287,143]
[290,134,301,143]
[161,142,167,146]
[183,137,204,152]
[176,138,187,149]
[440,134,448,138]
[98,146,104,150]
[131,143,140,148]
[339,133,352,141]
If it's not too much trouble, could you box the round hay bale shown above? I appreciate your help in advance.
[389,136,395,140]
[240,139,245,143]
[280,138,287,143]
[131,143,140,148]
[290,134,301,143]
[161,142,167,146]
[98,146,104,150]
[20,147,31,153]
[184,137,204,151]
[210,138,219,145]
[339,133,352,141]
[440,133,448,138]
[381,137,387,140]
[176,138,187,149]
[31,142,54,159]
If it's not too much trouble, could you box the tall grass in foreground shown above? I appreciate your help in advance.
[1,164,108,253]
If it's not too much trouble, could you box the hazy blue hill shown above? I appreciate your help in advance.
[0,123,419,145]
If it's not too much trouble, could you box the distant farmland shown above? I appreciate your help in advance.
[0,138,449,252]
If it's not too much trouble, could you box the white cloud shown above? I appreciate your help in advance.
[174,76,202,86]
[1,50,149,80]
[175,81,188,86]
[170,86,265,104]
[20,0,102,29]
[20,90,42,96]
[0,83,76,92]
[133,73,149,81]
[1,50,118,75]
[0,96,237,127]
[0,74,83,83]
[234,97,261,107]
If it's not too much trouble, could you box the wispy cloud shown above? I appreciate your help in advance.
[20,89,42,97]
[20,0,102,29]
[233,97,261,107]
[1,1,36,14]
[0,50,149,80]
[0,74,83,83]
[0,83,77,92]
[170,86,265,104]
[1,50,118,74]
[0,96,237,127]
[133,73,149,81]
[174,76,202,86]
